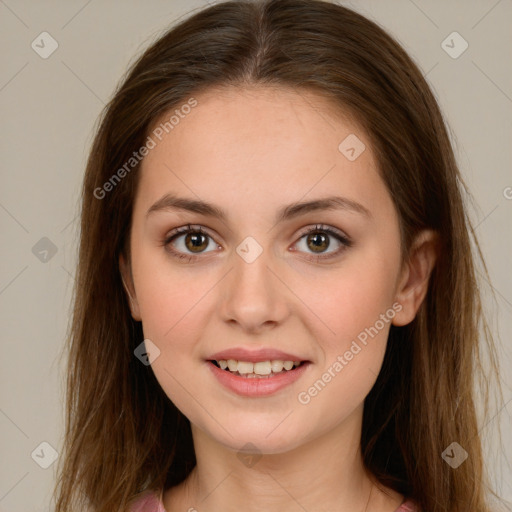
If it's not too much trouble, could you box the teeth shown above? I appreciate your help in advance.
[237,361,254,374]
[283,361,294,370]
[227,359,238,372]
[215,359,302,376]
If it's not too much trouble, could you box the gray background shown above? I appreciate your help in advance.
[0,1,511,511]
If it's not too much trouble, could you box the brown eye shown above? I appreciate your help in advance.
[293,225,352,261]
[164,225,218,260]
[184,232,209,253]
[306,231,330,253]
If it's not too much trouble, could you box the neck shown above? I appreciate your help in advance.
[163,404,402,512]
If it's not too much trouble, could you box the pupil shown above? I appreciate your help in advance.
[183,232,330,254]
[308,232,328,253]
[186,233,207,252]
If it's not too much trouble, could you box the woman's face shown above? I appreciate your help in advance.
[122,85,408,454]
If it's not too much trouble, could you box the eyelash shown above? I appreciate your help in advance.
[162,224,352,263]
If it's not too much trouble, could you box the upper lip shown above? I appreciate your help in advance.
[208,347,308,363]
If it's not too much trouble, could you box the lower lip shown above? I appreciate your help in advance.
[206,361,311,397]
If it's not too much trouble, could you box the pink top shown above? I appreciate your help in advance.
[395,500,419,511]
[129,490,419,511]
[129,490,166,512]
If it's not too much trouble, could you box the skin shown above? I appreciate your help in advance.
[120,85,437,512]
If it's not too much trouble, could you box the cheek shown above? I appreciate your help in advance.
[290,252,399,420]
[130,239,209,335]
[131,257,215,409]
[135,272,213,352]
[291,262,397,430]
[294,248,399,353]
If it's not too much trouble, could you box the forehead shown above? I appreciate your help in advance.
[136,85,387,218]
[149,84,366,154]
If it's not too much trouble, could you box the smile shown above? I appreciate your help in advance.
[207,359,311,396]
[211,358,303,377]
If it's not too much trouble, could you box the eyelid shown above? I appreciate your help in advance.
[163,223,352,261]
[163,224,221,251]
[296,224,352,245]
[291,224,352,261]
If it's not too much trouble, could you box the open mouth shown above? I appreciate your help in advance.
[208,359,307,379]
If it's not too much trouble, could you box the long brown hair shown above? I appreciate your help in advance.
[53,1,505,511]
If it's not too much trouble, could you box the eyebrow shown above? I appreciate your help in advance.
[146,193,372,223]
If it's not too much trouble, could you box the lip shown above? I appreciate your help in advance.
[207,360,311,397]
[208,347,308,363]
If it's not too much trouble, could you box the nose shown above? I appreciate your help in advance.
[218,244,290,334]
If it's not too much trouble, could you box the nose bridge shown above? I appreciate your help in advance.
[218,236,289,331]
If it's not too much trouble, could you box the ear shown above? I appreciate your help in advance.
[392,229,438,327]
[119,253,142,321]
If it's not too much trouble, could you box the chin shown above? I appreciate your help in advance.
[201,419,308,456]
